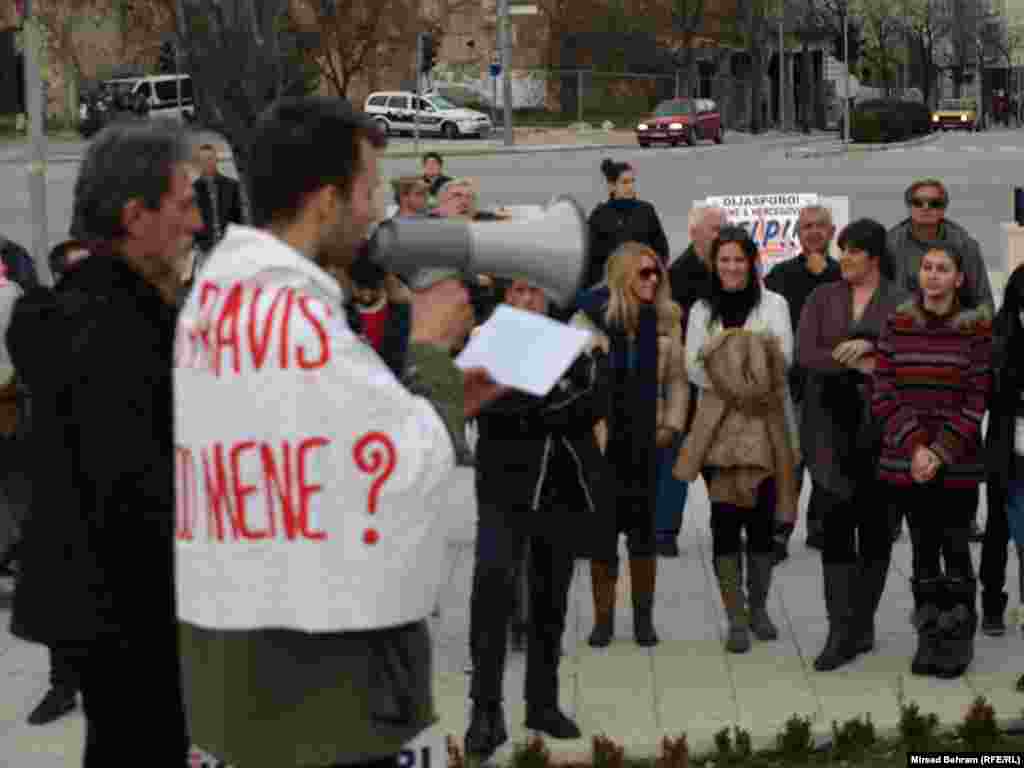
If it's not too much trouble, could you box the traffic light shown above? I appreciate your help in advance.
[420,33,437,73]
[158,41,177,74]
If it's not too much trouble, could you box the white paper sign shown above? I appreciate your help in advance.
[455,305,592,396]
[700,194,850,277]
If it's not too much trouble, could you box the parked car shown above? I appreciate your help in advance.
[635,98,724,148]
[364,91,493,139]
[931,97,979,131]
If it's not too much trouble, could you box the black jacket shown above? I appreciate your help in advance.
[667,244,713,335]
[474,347,613,558]
[193,174,244,252]
[8,252,179,649]
[585,199,669,289]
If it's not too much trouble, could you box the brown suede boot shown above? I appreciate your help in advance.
[714,555,751,653]
[588,560,618,648]
[629,557,659,647]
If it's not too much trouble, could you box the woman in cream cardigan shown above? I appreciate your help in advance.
[681,226,799,654]
[571,242,688,648]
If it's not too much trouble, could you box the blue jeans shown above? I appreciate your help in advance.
[1006,479,1024,546]
[655,433,688,541]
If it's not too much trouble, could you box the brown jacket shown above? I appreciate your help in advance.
[673,329,801,523]
[572,300,689,452]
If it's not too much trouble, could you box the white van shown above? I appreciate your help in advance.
[103,75,195,122]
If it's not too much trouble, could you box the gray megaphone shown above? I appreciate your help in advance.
[369,194,589,306]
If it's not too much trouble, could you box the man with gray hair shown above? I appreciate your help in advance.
[668,204,726,333]
[8,120,200,766]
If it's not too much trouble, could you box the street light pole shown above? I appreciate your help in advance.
[498,0,513,146]
[21,0,50,284]
[843,10,851,145]
[779,17,785,130]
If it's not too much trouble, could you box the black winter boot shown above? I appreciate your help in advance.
[933,577,977,679]
[588,561,618,648]
[629,557,659,647]
[464,700,508,759]
[747,553,778,641]
[814,564,860,671]
[910,578,943,676]
[854,557,892,654]
[714,555,750,653]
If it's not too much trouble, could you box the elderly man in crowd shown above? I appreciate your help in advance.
[668,205,727,331]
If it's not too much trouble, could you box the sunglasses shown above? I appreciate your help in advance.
[637,267,661,281]
[911,197,945,210]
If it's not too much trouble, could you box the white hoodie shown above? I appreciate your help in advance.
[173,225,455,632]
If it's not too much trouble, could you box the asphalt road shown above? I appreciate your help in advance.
[2,127,1022,281]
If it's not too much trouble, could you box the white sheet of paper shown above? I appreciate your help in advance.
[455,305,593,396]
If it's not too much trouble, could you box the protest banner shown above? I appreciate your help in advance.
[701,194,850,277]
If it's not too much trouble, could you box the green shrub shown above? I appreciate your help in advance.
[711,725,753,765]
[512,735,552,768]
[592,734,626,768]
[831,714,877,761]
[899,702,941,752]
[776,714,814,763]
[956,696,1001,752]
[851,110,883,143]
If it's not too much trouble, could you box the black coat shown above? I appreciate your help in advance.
[986,316,1022,491]
[474,348,614,559]
[193,174,244,252]
[585,199,669,288]
[8,252,179,649]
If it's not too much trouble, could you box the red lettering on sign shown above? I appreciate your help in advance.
[230,440,267,540]
[297,437,328,540]
[260,441,298,540]
[279,288,295,370]
[248,287,288,371]
[215,283,244,376]
[297,296,330,370]
[202,444,235,542]
[187,437,330,543]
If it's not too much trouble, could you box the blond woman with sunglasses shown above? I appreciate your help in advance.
[570,242,688,648]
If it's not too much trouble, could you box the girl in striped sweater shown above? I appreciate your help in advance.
[871,242,993,680]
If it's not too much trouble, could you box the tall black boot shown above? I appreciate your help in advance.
[747,553,778,641]
[910,578,943,676]
[630,557,659,647]
[588,560,618,648]
[814,563,860,671]
[854,556,892,654]
[933,577,977,679]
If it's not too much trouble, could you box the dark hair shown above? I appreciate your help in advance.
[348,243,387,289]
[996,264,1024,364]
[600,158,633,184]
[923,240,963,272]
[248,96,386,228]
[706,226,762,329]
[422,151,443,166]
[71,121,193,241]
[836,218,893,279]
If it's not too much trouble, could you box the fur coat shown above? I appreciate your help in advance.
[673,328,801,523]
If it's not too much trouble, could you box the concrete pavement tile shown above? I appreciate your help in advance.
[1,715,85,768]
[652,640,736,739]
[808,650,904,728]
[881,634,978,723]
[731,645,821,740]
[576,644,656,743]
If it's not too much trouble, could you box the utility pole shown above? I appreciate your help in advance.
[498,0,513,146]
[21,0,49,284]
[843,10,851,145]
[779,15,785,130]
[415,32,423,156]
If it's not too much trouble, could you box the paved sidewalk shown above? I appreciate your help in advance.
[1,468,1021,767]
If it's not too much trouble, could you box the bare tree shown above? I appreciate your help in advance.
[172,0,314,195]
[902,0,950,108]
[786,0,832,130]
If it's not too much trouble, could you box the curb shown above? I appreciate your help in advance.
[382,133,838,160]
[785,131,942,158]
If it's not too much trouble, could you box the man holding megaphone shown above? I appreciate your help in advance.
[173,97,507,768]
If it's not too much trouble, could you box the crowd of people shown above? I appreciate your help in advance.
[0,95,1020,768]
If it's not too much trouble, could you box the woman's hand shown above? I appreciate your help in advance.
[911,445,941,484]
[832,339,874,366]
[656,427,677,448]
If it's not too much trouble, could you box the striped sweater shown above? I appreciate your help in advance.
[871,297,993,488]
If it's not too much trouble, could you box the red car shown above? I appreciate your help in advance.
[636,98,724,147]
